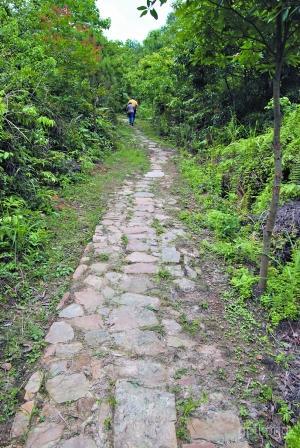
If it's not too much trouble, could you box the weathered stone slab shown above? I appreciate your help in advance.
[59,304,84,319]
[134,205,155,213]
[127,233,150,241]
[55,342,83,358]
[145,170,165,178]
[119,274,154,293]
[24,371,43,400]
[48,360,68,377]
[126,241,150,252]
[124,226,150,234]
[162,246,180,263]
[126,252,158,263]
[114,381,177,448]
[167,265,184,278]
[46,373,89,404]
[135,197,154,205]
[46,322,74,344]
[124,263,158,274]
[183,443,216,448]
[25,422,64,448]
[90,262,109,274]
[118,292,160,309]
[73,264,88,280]
[61,436,97,448]
[188,412,243,444]
[70,314,102,331]
[135,192,154,198]
[173,278,196,292]
[109,306,158,332]
[105,272,123,285]
[75,288,104,312]
[83,275,104,290]
[11,410,30,439]
[167,336,196,349]
[113,329,165,356]
[56,292,71,311]
[115,359,168,387]
[163,319,182,335]
[85,329,110,347]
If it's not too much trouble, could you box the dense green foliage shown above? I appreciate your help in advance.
[0,1,114,268]
[124,3,300,325]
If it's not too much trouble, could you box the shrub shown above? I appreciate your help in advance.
[205,209,240,239]
[261,247,300,325]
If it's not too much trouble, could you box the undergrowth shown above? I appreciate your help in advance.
[0,123,149,428]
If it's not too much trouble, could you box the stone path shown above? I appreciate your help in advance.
[10,132,250,448]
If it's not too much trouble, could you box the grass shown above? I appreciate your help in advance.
[151,218,165,236]
[0,122,149,431]
[176,395,207,441]
[156,268,172,281]
[141,324,165,336]
[179,313,201,336]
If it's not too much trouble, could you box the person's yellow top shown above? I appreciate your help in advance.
[128,99,138,108]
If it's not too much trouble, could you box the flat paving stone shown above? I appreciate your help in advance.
[168,265,185,277]
[105,272,123,285]
[11,410,30,439]
[114,380,177,448]
[61,436,97,448]
[162,246,181,263]
[46,373,89,404]
[59,304,84,319]
[83,275,104,290]
[135,192,154,198]
[75,288,104,312]
[85,329,110,347]
[173,278,196,292]
[126,241,150,252]
[167,336,196,349]
[45,322,74,344]
[115,359,168,387]
[25,422,64,448]
[119,274,154,293]
[126,252,158,263]
[135,197,154,205]
[73,264,88,280]
[124,263,158,274]
[109,306,158,332]
[188,412,243,444]
[118,292,160,309]
[70,314,103,331]
[163,319,182,335]
[124,226,150,234]
[113,329,165,356]
[48,360,68,377]
[55,342,83,357]
[183,443,216,448]
[90,262,109,274]
[24,371,43,400]
[145,170,165,178]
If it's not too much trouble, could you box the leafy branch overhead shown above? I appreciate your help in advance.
[138,0,168,19]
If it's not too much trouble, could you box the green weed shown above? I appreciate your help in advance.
[179,313,201,336]
[151,218,165,235]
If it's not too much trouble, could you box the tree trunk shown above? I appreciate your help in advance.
[258,17,283,294]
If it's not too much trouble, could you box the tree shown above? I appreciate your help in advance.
[139,0,300,293]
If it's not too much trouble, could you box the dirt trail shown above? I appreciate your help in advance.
[9,131,250,448]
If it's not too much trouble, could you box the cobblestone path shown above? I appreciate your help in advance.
[10,132,250,448]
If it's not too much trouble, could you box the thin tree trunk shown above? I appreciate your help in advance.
[258,15,283,294]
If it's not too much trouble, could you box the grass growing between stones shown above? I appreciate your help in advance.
[0,122,149,436]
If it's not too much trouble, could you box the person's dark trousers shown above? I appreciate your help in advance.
[128,112,134,126]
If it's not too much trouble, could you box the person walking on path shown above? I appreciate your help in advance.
[127,98,138,126]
